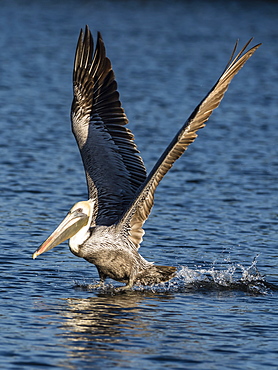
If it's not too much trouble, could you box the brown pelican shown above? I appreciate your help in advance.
[32,26,261,291]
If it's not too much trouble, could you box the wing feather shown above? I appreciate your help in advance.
[71,26,147,226]
[118,39,261,248]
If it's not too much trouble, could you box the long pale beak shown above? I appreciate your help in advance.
[32,211,89,259]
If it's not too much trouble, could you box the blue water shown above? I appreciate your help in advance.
[0,0,277,369]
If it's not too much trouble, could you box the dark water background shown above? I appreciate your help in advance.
[0,0,277,369]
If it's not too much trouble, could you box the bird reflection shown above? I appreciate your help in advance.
[55,291,174,363]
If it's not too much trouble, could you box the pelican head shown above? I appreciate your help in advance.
[32,200,94,259]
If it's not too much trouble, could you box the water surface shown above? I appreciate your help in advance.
[0,0,277,369]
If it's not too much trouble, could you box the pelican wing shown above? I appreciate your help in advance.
[71,26,147,226]
[118,39,261,248]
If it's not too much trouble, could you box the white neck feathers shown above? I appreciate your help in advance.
[69,200,94,253]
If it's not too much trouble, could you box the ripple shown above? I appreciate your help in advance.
[0,1,277,369]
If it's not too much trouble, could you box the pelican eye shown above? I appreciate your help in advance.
[75,208,83,213]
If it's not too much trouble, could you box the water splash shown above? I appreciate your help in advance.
[74,256,277,295]
[160,256,275,295]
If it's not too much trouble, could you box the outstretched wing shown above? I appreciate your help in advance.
[118,39,261,248]
[71,26,147,226]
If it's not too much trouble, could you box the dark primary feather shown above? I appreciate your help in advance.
[71,26,147,226]
[118,39,261,249]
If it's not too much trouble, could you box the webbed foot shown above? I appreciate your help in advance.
[91,281,105,289]
[114,282,134,293]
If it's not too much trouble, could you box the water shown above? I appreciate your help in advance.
[0,0,277,369]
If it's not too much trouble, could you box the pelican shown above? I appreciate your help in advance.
[33,26,261,290]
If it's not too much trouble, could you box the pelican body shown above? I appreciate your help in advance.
[33,26,261,290]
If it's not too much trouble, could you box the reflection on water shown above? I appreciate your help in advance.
[61,293,151,340]
[54,292,174,367]
[49,260,274,364]
[36,261,277,369]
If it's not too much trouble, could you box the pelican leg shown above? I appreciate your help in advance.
[92,269,107,289]
[114,270,136,292]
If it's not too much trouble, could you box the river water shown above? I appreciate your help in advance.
[0,0,277,369]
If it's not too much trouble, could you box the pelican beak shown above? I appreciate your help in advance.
[32,210,89,259]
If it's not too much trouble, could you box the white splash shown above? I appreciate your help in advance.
[74,255,274,295]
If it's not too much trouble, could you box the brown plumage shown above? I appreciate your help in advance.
[33,26,261,291]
